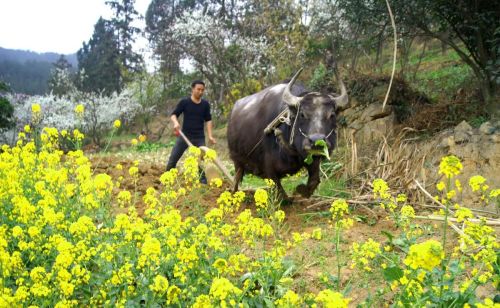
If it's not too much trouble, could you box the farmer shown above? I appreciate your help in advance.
[166,80,216,184]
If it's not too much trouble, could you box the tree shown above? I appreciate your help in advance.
[241,0,308,80]
[0,81,15,132]
[172,8,269,111]
[145,0,196,80]
[77,18,122,95]
[48,55,76,97]
[106,0,144,77]
[394,0,500,116]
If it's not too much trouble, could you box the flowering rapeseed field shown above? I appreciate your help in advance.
[0,105,498,307]
[0,107,350,307]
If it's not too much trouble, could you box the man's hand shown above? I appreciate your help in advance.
[208,136,216,145]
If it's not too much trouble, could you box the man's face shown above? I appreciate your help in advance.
[192,84,205,99]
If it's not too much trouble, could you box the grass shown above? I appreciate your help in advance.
[241,161,349,199]
[356,41,475,102]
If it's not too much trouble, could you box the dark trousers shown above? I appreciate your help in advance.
[166,136,207,183]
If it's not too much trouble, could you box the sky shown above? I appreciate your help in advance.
[0,0,153,62]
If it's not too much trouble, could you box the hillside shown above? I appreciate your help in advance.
[0,47,77,94]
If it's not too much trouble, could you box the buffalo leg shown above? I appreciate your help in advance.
[295,158,321,198]
[232,166,244,193]
[274,178,289,200]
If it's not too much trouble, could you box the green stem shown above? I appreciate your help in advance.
[335,221,342,291]
[440,177,451,299]
[91,129,116,176]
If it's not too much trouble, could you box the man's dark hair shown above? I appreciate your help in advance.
[191,80,205,88]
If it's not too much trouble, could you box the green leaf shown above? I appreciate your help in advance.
[304,154,314,165]
[381,230,394,242]
[383,266,404,282]
[304,140,330,164]
[314,140,327,147]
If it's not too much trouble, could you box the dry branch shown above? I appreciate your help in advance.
[414,215,500,227]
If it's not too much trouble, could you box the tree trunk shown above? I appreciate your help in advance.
[481,82,500,120]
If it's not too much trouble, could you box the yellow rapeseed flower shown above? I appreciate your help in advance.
[315,289,350,307]
[113,119,121,129]
[32,103,41,113]
[404,240,444,271]
[254,188,268,210]
[150,275,169,294]
[469,175,487,192]
[330,199,349,220]
[209,277,242,302]
[275,290,302,307]
[74,104,85,116]
[204,148,217,161]
[210,178,223,188]
[273,210,285,223]
[454,205,473,222]
[373,178,391,199]
[439,155,463,179]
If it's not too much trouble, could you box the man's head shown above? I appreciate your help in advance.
[191,80,205,100]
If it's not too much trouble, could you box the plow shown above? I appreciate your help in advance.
[175,129,235,186]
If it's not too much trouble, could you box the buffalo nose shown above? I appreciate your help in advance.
[309,134,326,143]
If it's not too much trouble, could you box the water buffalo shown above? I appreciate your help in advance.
[227,68,348,198]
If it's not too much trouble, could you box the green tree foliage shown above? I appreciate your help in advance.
[106,0,144,77]
[48,55,76,97]
[243,0,308,80]
[393,0,499,113]
[145,0,197,78]
[0,81,15,131]
[130,72,164,133]
[308,0,499,116]
[77,18,122,95]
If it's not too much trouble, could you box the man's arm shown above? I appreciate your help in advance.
[206,120,216,144]
[170,99,185,133]
[170,114,181,132]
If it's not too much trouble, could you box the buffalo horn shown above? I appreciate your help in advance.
[330,69,349,110]
[282,68,304,107]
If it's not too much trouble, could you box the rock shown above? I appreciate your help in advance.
[355,113,396,144]
[360,104,393,122]
[349,97,361,108]
[348,121,363,131]
[490,133,500,143]
[454,120,472,143]
[454,131,470,144]
[479,121,495,135]
[439,136,455,148]
[493,120,500,129]
[454,120,472,133]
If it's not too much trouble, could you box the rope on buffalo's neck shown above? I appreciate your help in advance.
[289,103,300,145]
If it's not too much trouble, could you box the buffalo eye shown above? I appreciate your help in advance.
[300,112,307,119]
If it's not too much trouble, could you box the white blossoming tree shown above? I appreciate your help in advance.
[1,88,142,146]
[172,9,269,114]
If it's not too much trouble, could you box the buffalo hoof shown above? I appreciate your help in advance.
[295,184,312,198]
